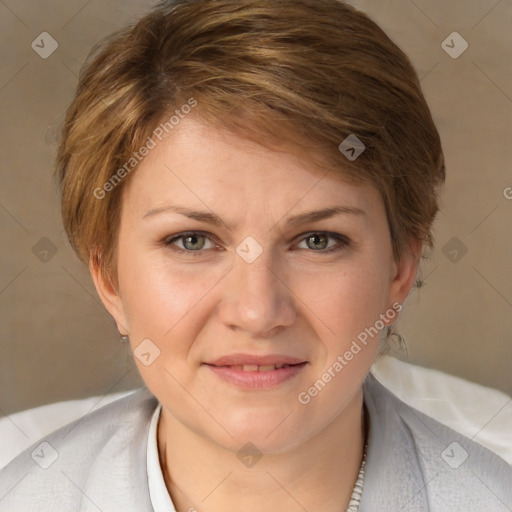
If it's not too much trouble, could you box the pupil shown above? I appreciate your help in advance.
[185,235,204,250]
[309,234,327,250]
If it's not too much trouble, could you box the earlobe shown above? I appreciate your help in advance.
[88,258,129,335]
[390,239,422,305]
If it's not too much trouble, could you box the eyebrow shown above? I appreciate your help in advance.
[142,204,366,229]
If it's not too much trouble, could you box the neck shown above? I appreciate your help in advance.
[157,388,367,512]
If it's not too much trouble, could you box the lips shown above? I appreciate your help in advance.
[225,363,296,372]
[203,354,308,389]
[205,354,306,367]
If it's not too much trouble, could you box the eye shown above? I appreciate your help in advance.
[162,230,350,256]
[163,231,218,254]
[295,232,350,253]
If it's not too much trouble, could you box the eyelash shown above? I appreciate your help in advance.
[162,231,350,257]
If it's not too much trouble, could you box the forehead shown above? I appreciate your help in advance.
[123,116,382,220]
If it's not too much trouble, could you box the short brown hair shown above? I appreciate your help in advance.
[55,0,445,284]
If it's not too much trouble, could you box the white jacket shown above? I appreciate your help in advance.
[0,372,511,511]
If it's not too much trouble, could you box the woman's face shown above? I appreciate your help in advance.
[93,116,419,453]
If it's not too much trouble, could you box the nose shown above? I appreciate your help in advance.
[217,248,297,339]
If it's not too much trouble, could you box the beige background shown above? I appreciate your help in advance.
[0,0,511,415]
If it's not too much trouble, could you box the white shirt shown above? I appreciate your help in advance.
[2,374,511,511]
[147,404,177,511]
[146,403,366,512]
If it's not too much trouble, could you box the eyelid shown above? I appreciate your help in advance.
[163,230,350,255]
[163,231,221,253]
[293,231,350,252]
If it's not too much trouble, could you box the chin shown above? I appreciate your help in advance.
[218,409,305,453]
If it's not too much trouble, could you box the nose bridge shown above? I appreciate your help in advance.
[240,247,279,297]
[219,241,296,336]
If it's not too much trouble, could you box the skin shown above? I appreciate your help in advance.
[91,115,420,512]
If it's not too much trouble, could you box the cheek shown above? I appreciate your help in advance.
[302,258,391,342]
[117,245,228,348]
[117,252,216,392]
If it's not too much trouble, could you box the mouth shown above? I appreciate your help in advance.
[205,353,307,367]
[203,356,308,389]
[212,363,300,372]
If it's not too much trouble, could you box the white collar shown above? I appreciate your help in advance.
[147,403,177,511]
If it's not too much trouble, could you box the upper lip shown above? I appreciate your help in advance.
[205,354,307,367]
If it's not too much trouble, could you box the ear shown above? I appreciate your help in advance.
[89,258,130,335]
[387,238,422,310]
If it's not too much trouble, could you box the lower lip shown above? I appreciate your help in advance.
[204,363,308,389]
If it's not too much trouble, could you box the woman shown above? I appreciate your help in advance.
[1,0,510,510]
